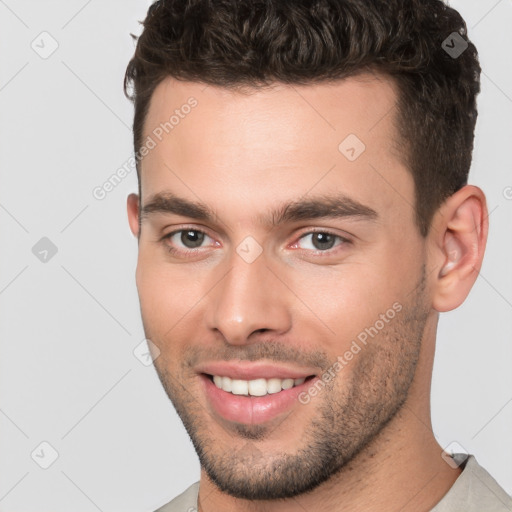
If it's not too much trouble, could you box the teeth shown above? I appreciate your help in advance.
[267,378,282,394]
[248,378,267,397]
[231,379,249,395]
[281,378,294,390]
[211,375,307,396]
[221,376,232,392]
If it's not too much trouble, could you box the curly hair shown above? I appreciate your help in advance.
[124,0,481,236]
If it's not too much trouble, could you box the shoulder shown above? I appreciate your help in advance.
[154,482,200,512]
[432,454,512,511]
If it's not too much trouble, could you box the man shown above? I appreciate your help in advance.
[124,0,512,510]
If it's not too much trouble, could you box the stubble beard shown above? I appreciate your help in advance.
[150,269,429,500]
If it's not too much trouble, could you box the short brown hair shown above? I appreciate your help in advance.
[124,0,481,236]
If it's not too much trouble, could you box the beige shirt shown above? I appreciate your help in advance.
[156,455,512,511]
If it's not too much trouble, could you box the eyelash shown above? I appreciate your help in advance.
[161,227,351,258]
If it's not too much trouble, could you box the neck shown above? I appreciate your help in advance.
[198,407,461,512]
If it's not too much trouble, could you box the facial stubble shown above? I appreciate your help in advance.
[150,268,428,500]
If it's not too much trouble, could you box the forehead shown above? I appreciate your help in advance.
[140,73,413,229]
[143,72,401,154]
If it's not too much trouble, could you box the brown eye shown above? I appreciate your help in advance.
[297,232,346,252]
[163,229,213,254]
[180,230,205,248]
[311,232,336,250]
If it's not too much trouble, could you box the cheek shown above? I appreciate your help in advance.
[288,269,383,353]
[284,247,419,353]
[135,253,207,341]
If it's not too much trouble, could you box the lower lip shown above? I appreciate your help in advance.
[201,375,314,425]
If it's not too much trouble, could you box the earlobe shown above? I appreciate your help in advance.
[431,186,488,312]
[127,193,140,238]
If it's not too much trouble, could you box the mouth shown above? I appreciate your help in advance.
[196,363,320,425]
[207,374,314,396]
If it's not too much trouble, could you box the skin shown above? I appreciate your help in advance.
[127,73,488,511]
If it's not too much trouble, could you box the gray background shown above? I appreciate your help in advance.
[0,1,510,511]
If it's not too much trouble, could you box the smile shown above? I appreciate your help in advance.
[210,375,307,396]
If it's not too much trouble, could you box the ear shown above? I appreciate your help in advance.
[127,193,140,238]
[430,185,488,312]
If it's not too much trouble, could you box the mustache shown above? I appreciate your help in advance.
[184,340,331,370]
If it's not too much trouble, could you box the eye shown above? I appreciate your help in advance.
[294,231,348,252]
[163,228,215,254]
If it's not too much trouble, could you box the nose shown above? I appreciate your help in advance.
[205,249,292,345]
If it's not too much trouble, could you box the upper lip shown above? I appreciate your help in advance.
[196,361,318,381]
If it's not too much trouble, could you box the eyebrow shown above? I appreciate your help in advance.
[141,191,378,227]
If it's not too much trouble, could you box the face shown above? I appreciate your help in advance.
[129,74,432,499]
